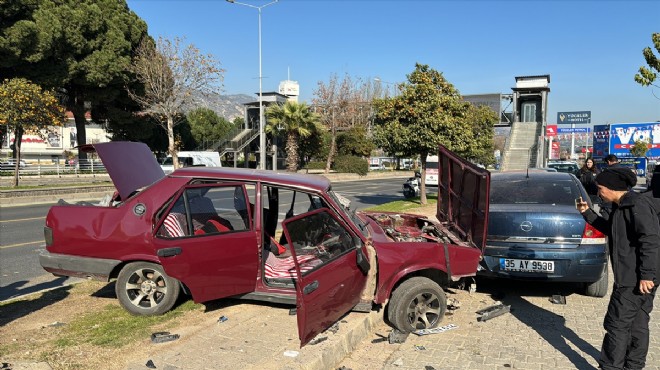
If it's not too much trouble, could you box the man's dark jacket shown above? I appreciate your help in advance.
[582,191,660,287]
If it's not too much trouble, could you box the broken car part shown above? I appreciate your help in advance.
[476,303,511,322]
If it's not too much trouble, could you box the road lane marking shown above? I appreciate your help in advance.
[0,216,45,223]
[0,240,43,249]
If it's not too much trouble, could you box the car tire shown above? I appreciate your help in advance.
[584,264,608,298]
[116,262,180,316]
[387,276,446,333]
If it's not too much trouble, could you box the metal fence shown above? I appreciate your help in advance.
[0,158,106,177]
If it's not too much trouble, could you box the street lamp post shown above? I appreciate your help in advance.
[227,0,278,170]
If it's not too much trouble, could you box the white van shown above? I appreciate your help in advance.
[161,151,222,174]
[425,155,439,187]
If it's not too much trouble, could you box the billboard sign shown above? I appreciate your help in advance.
[607,122,660,158]
[463,94,502,123]
[557,111,591,124]
[546,125,557,136]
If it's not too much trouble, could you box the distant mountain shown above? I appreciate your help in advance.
[187,92,254,121]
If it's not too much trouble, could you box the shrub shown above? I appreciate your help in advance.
[305,161,326,170]
[333,155,368,176]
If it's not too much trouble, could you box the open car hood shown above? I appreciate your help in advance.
[79,141,165,200]
[436,144,490,252]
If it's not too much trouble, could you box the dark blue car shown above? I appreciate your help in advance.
[478,170,608,297]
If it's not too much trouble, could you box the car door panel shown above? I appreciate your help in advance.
[155,231,259,303]
[281,208,367,347]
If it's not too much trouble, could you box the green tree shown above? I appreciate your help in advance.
[0,78,64,187]
[631,138,650,158]
[461,103,497,166]
[337,126,375,157]
[265,101,322,172]
[0,0,148,160]
[128,36,224,169]
[635,33,660,89]
[372,63,473,204]
[187,107,232,148]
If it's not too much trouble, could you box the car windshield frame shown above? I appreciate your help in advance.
[327,189,368,236]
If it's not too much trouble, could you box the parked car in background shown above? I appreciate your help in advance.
[547,161,579,174]
[368,163,385,171]
[40,142,491,346]
[0,159,27,171]
[479,171,608,297]
[425,155,439,186]
[160,151,222,174]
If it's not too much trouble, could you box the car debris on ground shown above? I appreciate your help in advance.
[549,294,567,304]
[150,331,180,344]
[388,329,409,344]
[413,323,458,336]
[476,302,511,322]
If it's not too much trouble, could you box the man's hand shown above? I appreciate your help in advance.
[575,197,590,213]
[639,279,656,294]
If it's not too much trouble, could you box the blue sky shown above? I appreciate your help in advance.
[126,0,659,126]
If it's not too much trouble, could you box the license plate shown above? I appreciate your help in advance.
[500,258,555,273]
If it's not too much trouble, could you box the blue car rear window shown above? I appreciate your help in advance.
[490,179,580,205]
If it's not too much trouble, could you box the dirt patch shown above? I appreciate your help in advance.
[0,280,210,370]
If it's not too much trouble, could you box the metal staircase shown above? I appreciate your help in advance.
[196,127,260,157]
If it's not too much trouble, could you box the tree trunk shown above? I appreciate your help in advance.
[324,107,337,174]
[420,155,427,205]
[71,96,88,161]
[12,126,24,188]
[286,132,299,172]
[167,115,179,169]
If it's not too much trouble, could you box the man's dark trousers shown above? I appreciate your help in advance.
[599,286,656,369]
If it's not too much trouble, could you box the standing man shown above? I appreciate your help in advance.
[599,154,621,219]
[577,167,659,370]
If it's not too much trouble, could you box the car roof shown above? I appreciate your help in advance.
[172,166,331,192]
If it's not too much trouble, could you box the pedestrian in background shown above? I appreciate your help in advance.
[599,154,620,219]
[577,157,600,203]
[576,167,659,370]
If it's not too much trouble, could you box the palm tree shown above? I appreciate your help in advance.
[266,101,322,172]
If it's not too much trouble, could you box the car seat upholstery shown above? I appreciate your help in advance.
[162,212,187,237]
[263,250,321,280]
[194,219,231,235]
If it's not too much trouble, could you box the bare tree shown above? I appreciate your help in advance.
[128,37,224,168]
[313,74,378,173]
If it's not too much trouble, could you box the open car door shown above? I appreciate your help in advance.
[281,208,369,347]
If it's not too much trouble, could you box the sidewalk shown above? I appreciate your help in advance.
[123,302,383,370]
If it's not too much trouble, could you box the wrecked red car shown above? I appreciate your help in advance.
[40,142,489,346]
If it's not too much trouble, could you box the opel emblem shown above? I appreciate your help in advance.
[133,203,146,216]
[520,221,533,232]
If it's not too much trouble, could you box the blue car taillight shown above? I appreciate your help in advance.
[581,223,606,245]
[44,226,53,247]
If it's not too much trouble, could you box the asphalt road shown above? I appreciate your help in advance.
[0,177,424,301]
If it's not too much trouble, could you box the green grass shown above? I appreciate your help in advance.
[54,300,200,348]
[364,193,438,212]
